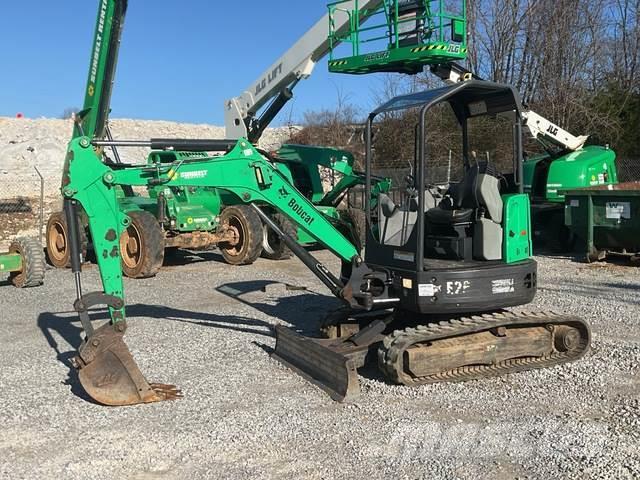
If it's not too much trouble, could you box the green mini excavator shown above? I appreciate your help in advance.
[58,0,590,405]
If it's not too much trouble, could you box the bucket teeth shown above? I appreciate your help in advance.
[149,384,184,401]
[74,322,181,406]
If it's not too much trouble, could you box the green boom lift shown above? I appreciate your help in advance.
[58,0,589,406]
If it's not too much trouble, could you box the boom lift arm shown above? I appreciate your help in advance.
[224,0,385,142]
[224,0,468,142]
[431,63,589,152]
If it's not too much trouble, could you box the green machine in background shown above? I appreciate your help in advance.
[523,145,618,250]
[0,237,45,288]
[46,141,386,276]
[47,146,257,278]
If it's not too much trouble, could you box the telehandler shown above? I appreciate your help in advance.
[46,0,404,275]
[57,0,589,406]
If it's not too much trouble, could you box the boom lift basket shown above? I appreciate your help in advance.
[328,0,467,74]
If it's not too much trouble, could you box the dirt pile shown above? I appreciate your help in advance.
[0,117,299,199]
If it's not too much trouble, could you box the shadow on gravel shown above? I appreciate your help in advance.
[216,280,342,334]
[162,249,225,268]
[36,277,343,402]
[37,310,97,403]
[84,248,227,270]
[37,303,281,403]
[599,281,640,291]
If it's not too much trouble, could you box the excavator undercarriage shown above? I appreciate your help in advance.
[275,304,590,402]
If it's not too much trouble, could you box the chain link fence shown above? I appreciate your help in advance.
[0,168,45,251]
[616,158,640,183]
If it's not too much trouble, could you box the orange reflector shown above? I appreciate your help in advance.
[521,230,527,236]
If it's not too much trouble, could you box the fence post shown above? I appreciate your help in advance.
[34,166,45,246]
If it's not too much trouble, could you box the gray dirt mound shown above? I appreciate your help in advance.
[0,116,299,198]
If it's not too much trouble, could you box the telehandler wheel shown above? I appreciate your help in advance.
[45,211,87,268]
[218,205,262,265]
[339,208,366,251]
[8,237,46,288]
[261,212,296,260]
[120,210,165,278]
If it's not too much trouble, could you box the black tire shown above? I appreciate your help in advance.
[339,208,366,252]
[9,237,45,288]
[261,212,297,260]
[45,210,87,268]
[218,205,263,265]
[120,210,165,278]
[337,208,366,281]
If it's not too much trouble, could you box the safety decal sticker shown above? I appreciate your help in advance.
[492,279,515,294]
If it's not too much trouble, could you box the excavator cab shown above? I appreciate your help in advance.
[362,80,536,315]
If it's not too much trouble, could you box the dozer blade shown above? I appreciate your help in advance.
[73,322,182,406]
[272,325,361,402]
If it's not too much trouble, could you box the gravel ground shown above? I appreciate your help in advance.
[0,251,638,479]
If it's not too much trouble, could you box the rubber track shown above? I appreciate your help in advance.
[378,311,591,385]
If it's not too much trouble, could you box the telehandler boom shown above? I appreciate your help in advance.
[59,0,590,406]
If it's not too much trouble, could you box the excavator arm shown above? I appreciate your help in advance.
[62,132,396,406]
[65,137,362,309]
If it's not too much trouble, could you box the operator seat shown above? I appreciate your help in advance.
[377,188,440,246]
[426,161,502,225]
[424,161,504,260]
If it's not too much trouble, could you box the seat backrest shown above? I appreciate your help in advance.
[449,161,503,223]
[452,163,480,209]
[377,193,418,246]
[476,173,503,223]
[378,193,397,218]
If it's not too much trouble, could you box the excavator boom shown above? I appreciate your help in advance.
[74,0,127,141]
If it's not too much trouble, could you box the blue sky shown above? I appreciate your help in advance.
[0,1,388,125]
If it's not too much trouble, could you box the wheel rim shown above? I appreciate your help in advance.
[222,215,246,257]
[47,220,67,262]
[120,223,143,269]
